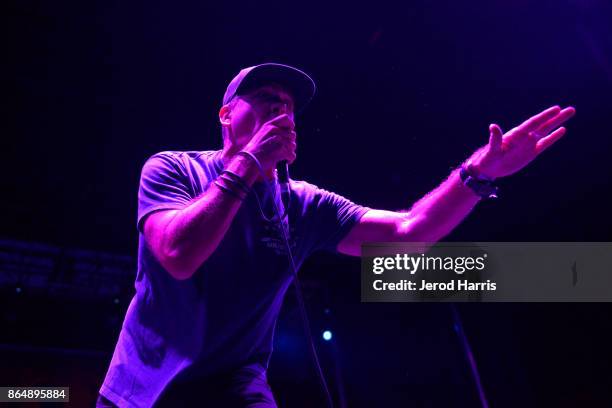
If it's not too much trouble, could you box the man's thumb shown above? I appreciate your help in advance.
[489,123,503,152]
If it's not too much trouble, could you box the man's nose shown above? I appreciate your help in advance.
[271,103,288,116]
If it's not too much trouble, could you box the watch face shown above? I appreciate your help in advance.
[464,174,498,199]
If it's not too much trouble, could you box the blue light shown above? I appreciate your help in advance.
[322,330,333,341]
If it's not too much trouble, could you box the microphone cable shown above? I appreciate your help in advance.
[243,152,335,408]
[268,179,335,408]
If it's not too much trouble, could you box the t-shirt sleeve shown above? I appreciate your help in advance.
[137,153,194,233]
[307,186,370,254]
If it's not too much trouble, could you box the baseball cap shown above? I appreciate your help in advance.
[222,63,316,112]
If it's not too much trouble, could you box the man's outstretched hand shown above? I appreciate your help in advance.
[468,105,576,179]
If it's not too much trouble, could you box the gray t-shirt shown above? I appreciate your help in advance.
[100,150,369,407]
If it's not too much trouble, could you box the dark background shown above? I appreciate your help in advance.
[3,0,612,406]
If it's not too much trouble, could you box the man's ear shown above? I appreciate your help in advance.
[219,104,232,127]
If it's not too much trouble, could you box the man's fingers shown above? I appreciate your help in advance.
[536,107,575,136]
[285,140,297,164]
[267,114,295,130]
[276,130,296,141]
[518,105,561,133]
[489,123,503,152]
[535,127,566,154]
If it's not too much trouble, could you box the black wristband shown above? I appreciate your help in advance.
[459,166,499,200]
[213,180,245,200]
[221,170,250,193]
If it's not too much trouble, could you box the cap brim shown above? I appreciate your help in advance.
[235,63,316,112]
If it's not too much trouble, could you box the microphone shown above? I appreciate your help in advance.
[277,160,289,184]
[277,160,290,218]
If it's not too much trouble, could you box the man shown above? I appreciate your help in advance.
[98,63,575,407]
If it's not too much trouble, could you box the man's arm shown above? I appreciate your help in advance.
[337,170,479,256]
[144,154,259,280]
[144,114,296,280]
[338,105,576,256]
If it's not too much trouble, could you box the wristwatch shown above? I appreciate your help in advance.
[459,165,499,200]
